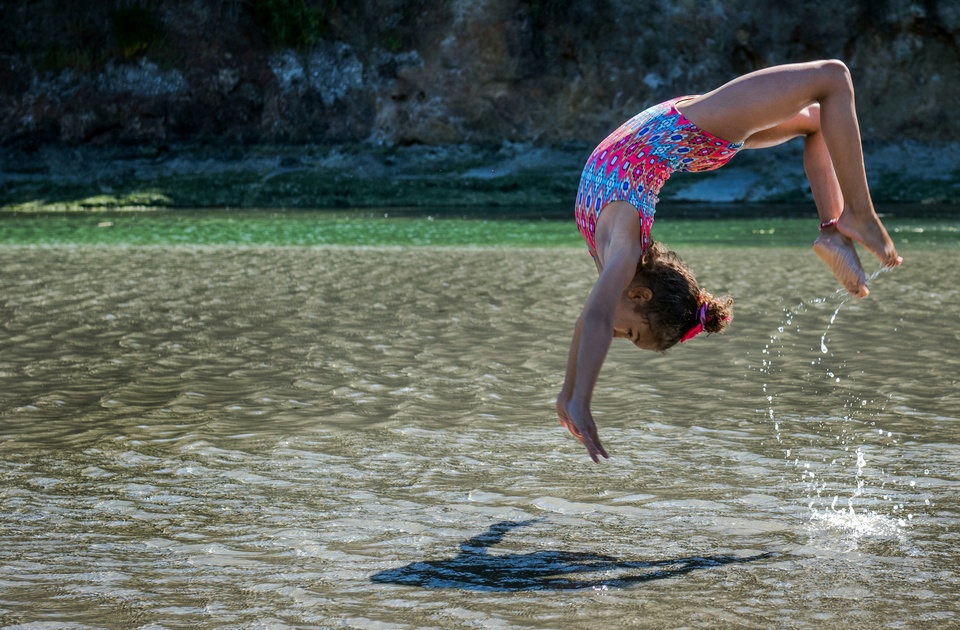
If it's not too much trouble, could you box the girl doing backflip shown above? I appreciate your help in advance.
[557,60,902,463]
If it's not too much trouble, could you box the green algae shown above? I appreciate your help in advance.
[1,208,958,249]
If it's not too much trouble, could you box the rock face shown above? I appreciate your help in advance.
[2,0,959,149]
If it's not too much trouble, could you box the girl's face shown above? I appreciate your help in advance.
[612,292,658,351]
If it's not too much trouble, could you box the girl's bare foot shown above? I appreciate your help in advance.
[836,212,902,268]
[813,228,869,297]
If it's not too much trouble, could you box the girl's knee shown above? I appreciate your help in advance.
[816,59,854,93]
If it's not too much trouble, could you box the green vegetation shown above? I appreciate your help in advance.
[247,0,337,49]
[112,6,163,59]
[35,5,167,72]
[38,14,108,73]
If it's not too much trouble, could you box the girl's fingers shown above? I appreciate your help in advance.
[580,428,608,462]
[558,412,608,461]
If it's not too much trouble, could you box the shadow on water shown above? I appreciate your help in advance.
[371,520,775,591]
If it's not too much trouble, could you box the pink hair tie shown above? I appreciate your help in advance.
[680,302,710,343]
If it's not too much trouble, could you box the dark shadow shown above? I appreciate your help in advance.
[371,519,776,591]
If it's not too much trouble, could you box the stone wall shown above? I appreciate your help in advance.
[2,0,959,149]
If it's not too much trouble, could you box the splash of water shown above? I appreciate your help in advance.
[760,265,914,537]
[804,443,914,547]
[807,504,907,541]
[760,300,806,445]
[818,266,893,354]
[819,299,846,354]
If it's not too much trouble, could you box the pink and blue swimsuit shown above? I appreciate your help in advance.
[575,97,743,258]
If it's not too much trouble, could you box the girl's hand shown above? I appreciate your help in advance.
[556,394,609,463]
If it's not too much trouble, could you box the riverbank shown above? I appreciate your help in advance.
[2,207,959,250]
[2,141,959,212]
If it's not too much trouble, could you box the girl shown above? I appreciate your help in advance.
[557,60,902,463]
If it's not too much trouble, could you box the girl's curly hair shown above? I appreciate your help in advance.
[633,241,733,351]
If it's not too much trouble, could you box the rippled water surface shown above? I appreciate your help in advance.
[2,240,959,628]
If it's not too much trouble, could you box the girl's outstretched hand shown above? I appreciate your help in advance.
[556,394,609,463]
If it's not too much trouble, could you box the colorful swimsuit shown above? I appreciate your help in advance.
[575,96,743,257]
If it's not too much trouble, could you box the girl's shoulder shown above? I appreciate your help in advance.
[594,202,644,265]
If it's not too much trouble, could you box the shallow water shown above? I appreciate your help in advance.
[1,242,959,628]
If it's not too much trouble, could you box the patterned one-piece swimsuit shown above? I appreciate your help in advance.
[575,96,743,258]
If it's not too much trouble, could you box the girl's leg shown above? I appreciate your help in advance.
[803,113,869,296]
[678,60,901,268]
[739,105,868,296]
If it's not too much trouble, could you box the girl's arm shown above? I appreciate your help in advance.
[558,312,584,405]
[557,238,641,462]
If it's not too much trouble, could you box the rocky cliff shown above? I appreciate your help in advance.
[2,0,959,210]
[2,0,959,149]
